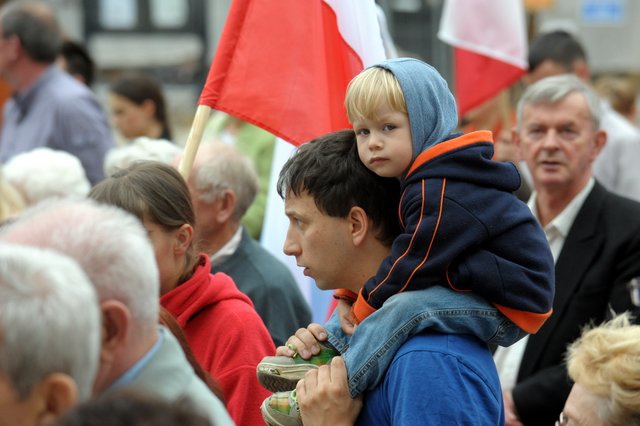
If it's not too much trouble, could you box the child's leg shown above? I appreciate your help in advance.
[341,286,526,397]
[323,310,351,354]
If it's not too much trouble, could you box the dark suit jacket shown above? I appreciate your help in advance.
[513,182,640,425]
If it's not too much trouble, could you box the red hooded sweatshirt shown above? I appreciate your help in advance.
[161,254,275,426]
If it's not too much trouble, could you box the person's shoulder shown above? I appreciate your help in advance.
[396,331,490,358]
[42,68,93,99]
[595,182,640,219]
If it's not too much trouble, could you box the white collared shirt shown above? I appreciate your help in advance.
[494,178,595,391]
[209,226,243,268]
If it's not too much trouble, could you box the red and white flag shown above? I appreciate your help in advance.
[438,0,528,117]
[199,0,386,146]
[201,0,387,321]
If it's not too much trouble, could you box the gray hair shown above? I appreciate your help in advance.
[517,74,602,130]
[192,143,259,221]
[0,198,160,335]
[3,148,90,206]
[0,244,100,401]
[0,1,61,63]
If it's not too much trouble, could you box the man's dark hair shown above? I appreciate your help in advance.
[277,129,401,246]
[0,1,62,63]
[60,40,95,86]
[528,30,587,73]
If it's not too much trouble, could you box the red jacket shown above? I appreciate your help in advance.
[161,254,275,426]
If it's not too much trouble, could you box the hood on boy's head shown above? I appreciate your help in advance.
[374,58,458,158]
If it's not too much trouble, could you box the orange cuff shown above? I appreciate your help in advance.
[351,290,377,324]
[494,304,553,334]
[333,289,358,303]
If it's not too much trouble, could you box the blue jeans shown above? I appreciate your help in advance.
[324,286,526,397]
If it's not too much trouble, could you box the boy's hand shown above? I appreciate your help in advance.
[337,299,357,336]
[275,323,328,359]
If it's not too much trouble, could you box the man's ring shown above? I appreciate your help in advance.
[287,342,298,355]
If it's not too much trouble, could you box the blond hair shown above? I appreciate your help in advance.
[345,66,407,124]
[566,313,640,426]
[594,75,637,119]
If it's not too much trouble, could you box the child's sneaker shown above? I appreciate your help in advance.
[261,390,302,426]
[257,343,339,392]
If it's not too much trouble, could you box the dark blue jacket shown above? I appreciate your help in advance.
[353,131,555,333]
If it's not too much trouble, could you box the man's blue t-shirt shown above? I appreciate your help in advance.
[356,331,505,425]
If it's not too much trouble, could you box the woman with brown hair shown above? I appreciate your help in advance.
[89,161,275,426]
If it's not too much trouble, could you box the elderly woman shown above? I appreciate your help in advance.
[558,313,640,426]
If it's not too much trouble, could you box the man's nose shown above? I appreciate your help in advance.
[283,233,300,256]
[541,130,560,149]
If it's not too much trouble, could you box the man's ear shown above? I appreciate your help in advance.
[141,99,157,118]
[573,59,590,82]
[591,129,607,161]
[348,206,369,247]
[173,223,194,256]
[33,373,78,424]
[511,128,521,148]
[99,301,130,365]
[5,35,21,62]
[214,190,237,223]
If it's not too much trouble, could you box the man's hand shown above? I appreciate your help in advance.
[297,357,363,426]
[337,299,357,335]
[275,323,328,359]
[493,129,521,163]
[503,391,524,426]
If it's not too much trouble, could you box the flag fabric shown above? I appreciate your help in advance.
[205,0,387,322]
[438,0,528,117]
[199,0,386,146]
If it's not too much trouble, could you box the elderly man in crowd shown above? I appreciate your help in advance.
[0,244,100,426]
[496,74,640,425]
[0,199,234,426]
[187,142,311,347]
[0,1,112,184]
[524,30,640,202]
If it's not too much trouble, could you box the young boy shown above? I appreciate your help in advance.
[259,58,555,424]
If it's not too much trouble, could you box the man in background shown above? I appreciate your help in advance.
[187,142,311,347]
[524,30,640,202]
[497,74,640,425]
[0,1,112,184]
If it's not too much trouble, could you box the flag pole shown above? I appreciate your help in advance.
[178,104,212,179]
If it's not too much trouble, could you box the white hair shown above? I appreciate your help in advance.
[104,137,181,177]
[0,244,100,401]
[0,198,160,335]
[192,142,259,221]
[517,74,603,131]
[2,148,90,206]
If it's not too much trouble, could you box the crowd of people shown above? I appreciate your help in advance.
[1,1,640,425]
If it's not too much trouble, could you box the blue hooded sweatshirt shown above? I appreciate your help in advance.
[351,58,555,334]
